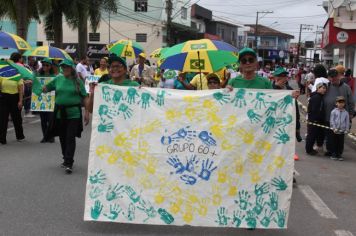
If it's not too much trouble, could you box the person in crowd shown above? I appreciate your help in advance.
[305,69,315,97]
[206,73,221,90]
[159,70,176,89]
[94,57,109,76]
[42,59,90,174]
[0,53,25,144]
[323,69,354,157]
[36,58,56,143]
[177,72,208,90]
[329,96,350,161]
[305,83,327,155]
[272,67,302,142]
[52,60,61,75]
[341,69,355,94]
[174,72,195,90]
[76,56,90,81]
[130,53,154,87]
[311,64,329,92]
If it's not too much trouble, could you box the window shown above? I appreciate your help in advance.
[231,31,235,41]
[136,33,147,42]
[220,28,225,39]
[135,0,147,12]
[181,7,187,19]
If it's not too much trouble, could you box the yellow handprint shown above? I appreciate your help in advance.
[182,203,194,223]
[202,100,218,111]
[95,145,113,158]
[183,95,199,104]
[234,157,244,176]
[170,198,183,214]
[122,151,138,166]
[143,120,161,134]
[248,151,264,164]
[273,156,286,168]
[185,106,198,121]
[144,156,158,174]
[196,198,210,216]
[255,140,272,153]
[107,151,121,164]
[221,139,234,151]
[226,115,238,129]
[206,111,222,124]
[124,166,135,178]
[114,133,132,149]
[211,184,222,206]
[236,128,254,145]
[129,128,140,139]
[138,140,150,154]
[267,164,276,174]
[139,174,153,189]
[217,166,229,183]
[165,109,182,122]
[249,170,261,183]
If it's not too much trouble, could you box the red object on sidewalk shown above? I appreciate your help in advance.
[294,154,299,161]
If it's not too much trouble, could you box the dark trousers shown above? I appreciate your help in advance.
[0,93,25,143]
[305,124,324,153]
[58,119,80,167]
[40,112,54,140]
[24,84,32,113]
[324,122,340,154]
[330,133,345,157]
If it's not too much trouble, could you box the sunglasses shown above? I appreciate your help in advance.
[208,79,220,84]
[240,57,256,64]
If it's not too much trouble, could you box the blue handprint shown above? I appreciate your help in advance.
[198,159,217,181]
[271,177,288,191]
[139,92,154,109]
[247,109,262,123]
[273,128,290,144]
[38,95,43,102]
[278,95,293,113]
[253,196,266,215]
[215,207,230,226]
[251,92,271,109]
[89,186,103,199]
[167,155,186,174]
[198,131,216,146]
[267,192,279,211]
[170,126,197,143]
[31,102,36,110]
[126,87,139,104]
[104,204,122,220]
[213,92,230,105]
[180,174,197,185]
[262,116,276,133]
[185,154,199,173]
[98,123,114,133]
[40,102,46,110]
[231,88,247,108]
[232,210,245,227]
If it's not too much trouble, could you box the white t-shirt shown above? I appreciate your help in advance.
[312,77,329,92]
[76,63,88,79]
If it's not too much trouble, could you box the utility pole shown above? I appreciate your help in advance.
[254,11,273,62]
[313,26,323,64]
[166,0,173,46]
[296,24,313,65]
[108,11,111,44]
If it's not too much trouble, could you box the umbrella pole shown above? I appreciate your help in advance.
[197,50,202,90]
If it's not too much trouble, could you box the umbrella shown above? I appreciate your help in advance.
[25,46,72,60]
[0,31,32,50]
[163,69,179,79]
[107,39,144,59]
[0,60,33,81]
[161,39,238,59]
[150,47,169,59]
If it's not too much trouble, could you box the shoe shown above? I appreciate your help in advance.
[296,131,302,142]
[48,138,55,143]
[338,157,344,161]
[330,156,338,160]
[65,166,73,174]
[324,151,332,157]
[24,113,35,118]
[307,150,318,156]
[17,138,25,142]
[293,177,297,184]
[0,141,6,145]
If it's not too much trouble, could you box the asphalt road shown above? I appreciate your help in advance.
[1,111,355,236]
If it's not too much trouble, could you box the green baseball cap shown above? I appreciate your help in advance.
[273,67,288,77]
[41,58,53,65]
[238,47,257,62]
[108,55,127,68]
[59,58,75,69]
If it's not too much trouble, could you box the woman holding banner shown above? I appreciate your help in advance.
[42,59,90,174]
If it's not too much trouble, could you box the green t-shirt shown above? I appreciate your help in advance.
[228,75,273,89]
[46,74,88,119]
[101,79,140,87]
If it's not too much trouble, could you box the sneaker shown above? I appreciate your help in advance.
[17,138,25,142]
[24,113,35,118]
[296,132,302,142]
[330,156,338,160]
[65,166,73,174]
[324,151,332,157]
[60,163,66,168]
[307,150,318,156]
[48,138,55,143]
[293,177,297,184]
[338,157,344,161]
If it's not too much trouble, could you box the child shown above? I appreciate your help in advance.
[206,73,221,90]
[329,96,350,161]
[305,83,327,155]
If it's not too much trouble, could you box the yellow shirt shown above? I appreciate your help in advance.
[190,73,208,90]
[94,68,109,76]
[0,78,23,94]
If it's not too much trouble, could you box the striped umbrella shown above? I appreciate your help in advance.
[0,31,32,50]
[150,47,169,59]
[25,46,72,60]
[107,39,144,59]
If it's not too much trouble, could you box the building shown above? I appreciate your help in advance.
[205,19,238,47]
[246,24,294,64]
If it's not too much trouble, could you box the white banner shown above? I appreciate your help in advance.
[85,84,295,229]
[30,77,55,112]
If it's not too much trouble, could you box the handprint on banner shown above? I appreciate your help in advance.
[236,128,254,145]
[167,155,186,174]
[114,133,132,149]
[202,99,218,111]
[262,116,276,133]
[106,183,125,201]
[125,87,139,104]
[198,131,217,146]
[274,210,287,228]
[198,158,217,181]
[170,198,183,214]
[137,199,157,223]
[104,204,122,220]
[273,156,286,168]
[233,210,246,227]
[274,128,290,144]
[221,139,234,151]
[235,190,252,211]
[180,174,197,185]
[210,124,224,139]
[276,114,293,127]
[253,196,266,215]
[156,90,167,106]
[112,90,123,104]
[216,207,230,226]
[267,192,279,211]
[247,109,262,123]
[158,208,175,224]
[124,185,141,204]
[248,151,264,164]
[211,184,223,206]
[182,203,194,223]
[98,123,114,133]
[231,88,247,108]
[40,102,46,110]
[265,102,278,117]
[183,95,199,104]
[139,92,154,109]
[91,200,103,220]
[165,109,182,122]
[251,92,271,109]
[170,126,197,143]
[196,198,210,216]
[89,186,103,199]
[125,203,136,221]
[271,177,288,191]
[89,170,106,185]
[118,103,133,119]
[254,182,269,197]
[254,140,272,154]
[213,92,230,105]
[260,209,274,227]
[102,86,111,102]
[233,158,244,176]
[206,112,222,125]
[245,210,257,229]
[278,95,293,113]
[250,170,262,183]
[217,166,228,183]
[98,104,114,123]
[185,106,199,121]
[185,155,199,173]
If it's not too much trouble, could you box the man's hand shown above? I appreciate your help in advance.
[291,90,300,99]
[225,85,234,92]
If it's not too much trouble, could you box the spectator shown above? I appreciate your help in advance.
[130,53,154,87]
[174,72,194,90]
[76,56,90,81]
[312,64,329,92]
[341,69,355,94]
[206,73,221,90]
[94,57,109,76]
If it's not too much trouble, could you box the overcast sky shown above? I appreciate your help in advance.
[199,0,328,43]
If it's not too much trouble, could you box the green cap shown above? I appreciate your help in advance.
[238,47,257,61]
[108,55,127,68]
[59,58,75,69]
[41,58,53,65]
[273,67,288,77]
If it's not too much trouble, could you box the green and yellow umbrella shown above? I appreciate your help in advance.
[0,31,32,50]
[24,46,72,60]
[150,47,169,59]
[107,39,144,59]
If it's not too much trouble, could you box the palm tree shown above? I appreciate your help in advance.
[0,0,40,40]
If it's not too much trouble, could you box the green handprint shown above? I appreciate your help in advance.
[89,170,106,185]
[89,186,103,199]
[265,102,278,117]
[139,92,154,109]
[118,103,133,120]
[247,109,262,123]
[102,86,111,102]
[276,114,293,127]
[245,210,257,229]
[126,87,139,104]
[260,209,274,227]
[156,90,166,106]
[213,92,230,105]
[271,177,288,191]
[262,116,276,133]
[254,182,269,197]
[273,128,290,144]
[268,192,278,211]
[125,185,141,203]
[137,199,157,223]
[106,183,124,201]
[158,208,175,224]
[216,207,230,226]
[91,200,103,220]
[98,123,114,133]
[98,105,113,123]
[104,204,122,220]
[126,203,136,221]
[235,190,251,210]
[278,95,293,112]
[112,90,123,105]
[231,89,247,108]
[253,196,266,215]
[274,210,287,228]
[251,92,271,109]
[232,210,245,227]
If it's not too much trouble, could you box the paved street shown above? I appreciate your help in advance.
[1,103,355,236]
